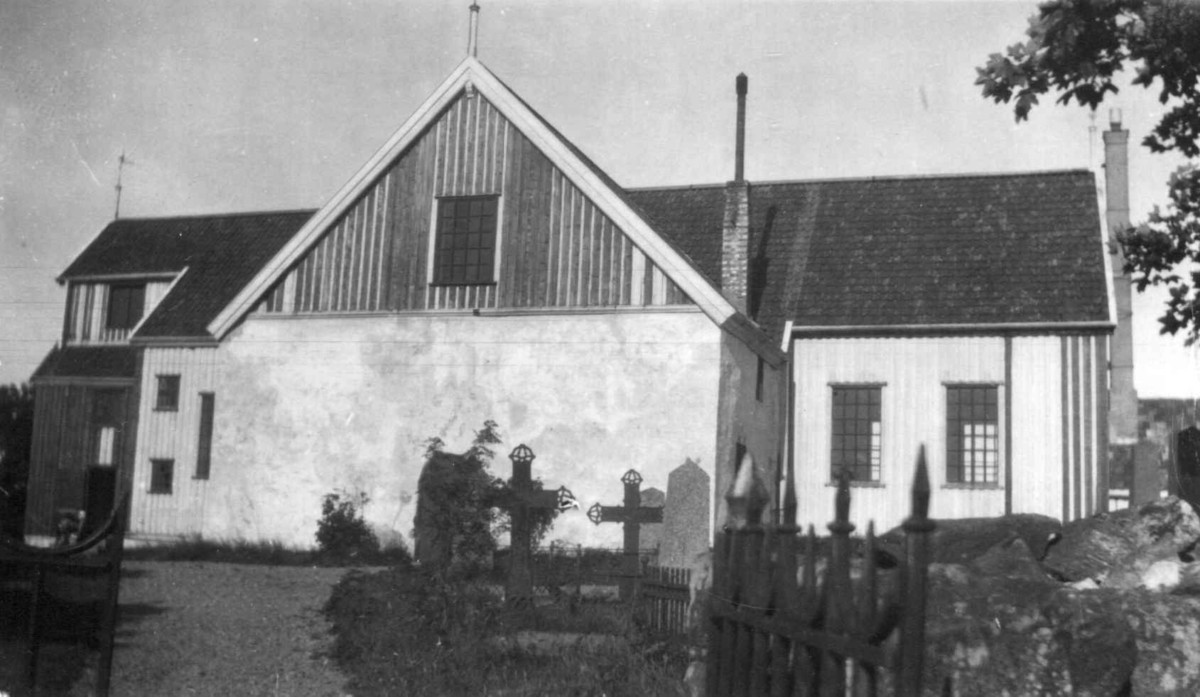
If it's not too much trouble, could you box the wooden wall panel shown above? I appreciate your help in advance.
[25,382,136,537]
[131,347,221,538]
[263,91,693,317]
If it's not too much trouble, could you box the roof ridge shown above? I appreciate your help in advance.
[114,208,318,223]
[625,168,1094,192]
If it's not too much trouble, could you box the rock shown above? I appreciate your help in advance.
[922,562,1139,696]
[1043,592,1137,697]
[879,514,1061,567]
[1065,590,1200,697]
[1177,562,1200,595]
[1041,519,1135,582]
[1043,496,1200,583]
[1141,559,1182,592]
[968,535,1052,582]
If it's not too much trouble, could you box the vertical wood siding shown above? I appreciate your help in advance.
[1009,335,1064,516]
[791,333,1110,531]
[25,382,137,536]
[1058,334,1107,520]
[63,280,173,344]
[131,347,221,537]
[263,91,690,316]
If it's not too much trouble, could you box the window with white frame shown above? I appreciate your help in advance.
[946,385,1000,485]
[432,195,498,285]
[830,385,882,482]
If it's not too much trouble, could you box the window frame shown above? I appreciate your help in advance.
[105,283,146,331]
[945,384,1001,487]
[149,458,174,494]
[155,374,181,412]
[430,194,500,286]
[195,392,215,480]
[829,384,884,484]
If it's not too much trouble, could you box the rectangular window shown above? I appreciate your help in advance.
[947,385,1000,485]
[155,375,181,411]
[149,458,174,494]
[755,356,765,402]
[106,284,146,330]
[196,393,215,479]
[831,386,882,482]
[432,195,498,285]
[90,389,123,467]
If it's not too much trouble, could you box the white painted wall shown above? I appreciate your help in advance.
[790,334,1101,533]
[792,336,1009,533]
[132,347,221,537]
[1009,335,1064,516]
[131,309,722,549]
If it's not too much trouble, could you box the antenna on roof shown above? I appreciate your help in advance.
[114,150,133,219]
[467,2,481,57]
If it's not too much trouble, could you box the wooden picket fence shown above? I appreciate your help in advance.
[705,448,934,696]
[637,564,691,637]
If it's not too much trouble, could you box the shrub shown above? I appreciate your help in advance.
[316,490,380,560]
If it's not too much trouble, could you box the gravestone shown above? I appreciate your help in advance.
[414,451,467,569]
[494,444,574,607]
[588,469,663,601]
[1176,427,1200,508]
[640,487,665,553]
[659,459,710,569]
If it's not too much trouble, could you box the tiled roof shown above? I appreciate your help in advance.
[62,210,315,339]
[32,345,138,380]
[627,170,1109,337]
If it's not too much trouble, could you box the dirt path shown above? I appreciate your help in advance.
[108,561,357,697]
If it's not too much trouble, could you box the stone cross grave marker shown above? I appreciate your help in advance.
[588,469,664,601]
[659,458,710,569]
[496,444,575,607]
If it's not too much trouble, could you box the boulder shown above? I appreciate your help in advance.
[922,562,1136,696]
[1063,590,1200,697]
[1043,496,1200,583]
[878,513,1061,567]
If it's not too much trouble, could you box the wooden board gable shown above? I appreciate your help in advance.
[255,90,690,315]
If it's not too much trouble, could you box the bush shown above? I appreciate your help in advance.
[316,490,380,561]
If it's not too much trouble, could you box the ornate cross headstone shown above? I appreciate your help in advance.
[497,444,575,607]
[588,469,663,601]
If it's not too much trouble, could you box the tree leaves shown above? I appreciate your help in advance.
[981,0,1200,341]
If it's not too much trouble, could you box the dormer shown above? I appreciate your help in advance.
[62,273,177,345]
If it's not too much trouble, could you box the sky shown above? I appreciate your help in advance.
[1,0,1198,399]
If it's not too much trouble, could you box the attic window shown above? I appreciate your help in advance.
[432,195,498,286]
[106,284,145,330]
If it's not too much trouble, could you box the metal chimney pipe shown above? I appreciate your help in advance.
[735,73,748,183]
[468,3,480,57]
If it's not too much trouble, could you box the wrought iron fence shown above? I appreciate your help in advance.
[705,447,934,697]
[0,495,129,697]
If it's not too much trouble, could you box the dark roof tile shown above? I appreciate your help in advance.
[629,170,1109,337]
[61,210,315,339]
[32,345,138,380]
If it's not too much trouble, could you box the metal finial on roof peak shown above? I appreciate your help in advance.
[467,2,481,58]
[114,150,133,220]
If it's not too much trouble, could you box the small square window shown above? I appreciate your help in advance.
[155,375,181,411]
[150,458,174,494]
[106,284,146,330]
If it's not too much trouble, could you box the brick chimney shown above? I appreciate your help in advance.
[1104,110,1137,447]
[722,74,750,314]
